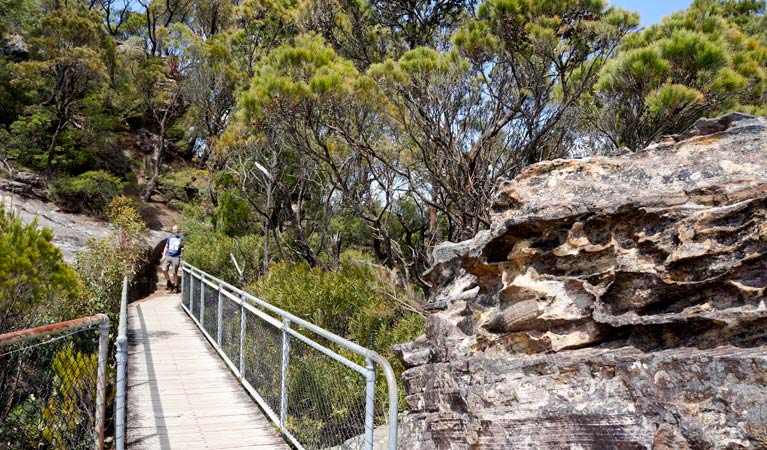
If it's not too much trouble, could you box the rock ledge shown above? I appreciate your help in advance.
[396,114,767,449]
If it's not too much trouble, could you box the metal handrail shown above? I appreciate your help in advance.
[0,313,111,450]
[114,276,129,450]
[180,261,399,450]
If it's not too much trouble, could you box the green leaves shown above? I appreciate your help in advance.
[598,47,670,92]
[250,252,423,353]
[646,83,704,113]
[51,170,125,217]
[592,0,767,149]
[74,196,147,322]
[242,33,362,119]
[0,207,81,332]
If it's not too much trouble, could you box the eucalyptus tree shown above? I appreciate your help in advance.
[229,0,298,78]
[296,0,474,69]
[370,0,638,242]
[120,35,185,201]
[134,0,192,57]
[179,33,239,166]
[589,0,767,150]
[97,0,132,36]
[226,35,410,269]
[189,0,234,39]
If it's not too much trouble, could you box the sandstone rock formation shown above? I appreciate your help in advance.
[395,113,767,449]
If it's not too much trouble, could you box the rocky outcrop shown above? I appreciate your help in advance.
[1,187,168,260]
[1,190,110,261]
[395,114,767,449]
[0,33,28,61]
[0,172,49,200]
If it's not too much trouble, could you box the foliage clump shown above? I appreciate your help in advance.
[74,195,147,321]
[251,251,424,356]
[0,206,81,333]
[246,251,424,442]
[588,0,767,149]
[51,170,125,217]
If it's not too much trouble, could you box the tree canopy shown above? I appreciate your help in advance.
[1,0,765,290]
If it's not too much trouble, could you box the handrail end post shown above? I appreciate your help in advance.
[95,318,110,450]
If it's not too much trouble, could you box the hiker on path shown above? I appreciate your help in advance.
[161,225,183,293]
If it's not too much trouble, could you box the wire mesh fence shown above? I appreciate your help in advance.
[202,281,218,339]
[181,264,398,450]
[242,310,282,419]
[287,333,367,449]
[220,292,242,368]
[0,315,109,450]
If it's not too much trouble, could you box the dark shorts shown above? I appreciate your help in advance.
[162,256,180,273]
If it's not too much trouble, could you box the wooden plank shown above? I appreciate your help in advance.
[126,293,289,450]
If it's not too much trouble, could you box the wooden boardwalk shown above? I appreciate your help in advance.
[126,293,289,450]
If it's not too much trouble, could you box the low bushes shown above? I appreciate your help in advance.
[74,196,147,321]
[51,170,124,217]
[157,169,208,210]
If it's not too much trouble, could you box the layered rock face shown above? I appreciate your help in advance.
[395,114,767,449]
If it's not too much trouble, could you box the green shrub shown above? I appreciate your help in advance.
[157,168,207,208]
[246,252,424,444]
[215,189,258,236]
[74,196,147,321]
[181,218,264,285]
[51,170,125,217]
[0,206,81,333]
[0,113,99,174]
[250,252,423,351]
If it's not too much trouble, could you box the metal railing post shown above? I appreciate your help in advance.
[181,270,187,306]
[217,286,223,346]
[200,274,206,326]
[279,318,290,435]
[189,272,195,313]
[364,357,376,450]
[95,319,110,450]
[114,276,129,450]
[368,352,398,450]
[239,294,246,376]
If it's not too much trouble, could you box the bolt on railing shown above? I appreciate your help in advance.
[181,262,399,450]
[0,314,110,450]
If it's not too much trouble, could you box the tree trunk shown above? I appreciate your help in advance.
[143,127,165,201]
[286,204,318,267]
[262,183,272,276]
[46,116,66,176]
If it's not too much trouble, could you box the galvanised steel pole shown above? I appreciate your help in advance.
[189,272,195,313]
[239,294,246,376]
[95,318,110,450]
[364,357,376,450]
[200,274,206,326]
[217,287,223,346]
[368,352,398,450]
[114,276,129,450]
[279,318,291,436]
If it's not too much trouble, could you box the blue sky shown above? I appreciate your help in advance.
[610,1,693,26]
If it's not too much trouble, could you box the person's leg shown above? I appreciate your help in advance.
[161,259,172,291]
[168,257,180,293]
[172,268,179,293]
